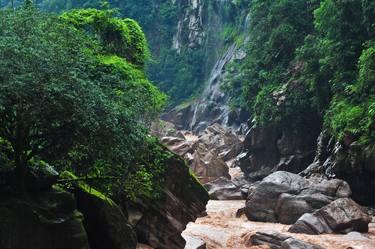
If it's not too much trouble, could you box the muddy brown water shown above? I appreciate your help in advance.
[182,200,375,249]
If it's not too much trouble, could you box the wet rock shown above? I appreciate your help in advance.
[204,177,244,200]
[245,171,351,224]
[130,154,209,249]
[249,231,323,249]
[0,189,90,249]
[182,235,206,249]
[289,198,371,235]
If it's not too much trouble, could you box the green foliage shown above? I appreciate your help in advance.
[0,5,167,199]
[61,8,148,66]
[240,0,375,145]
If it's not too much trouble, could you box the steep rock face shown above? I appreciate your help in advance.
[61,171,138,249]
[0,189,90,249]
[245,171,351,224]
[162,1,251,133]
[172,0,205,52]
[237,125,318,181]
[302,131,375,205]
[289,198,371,235]
[128,154,209,249]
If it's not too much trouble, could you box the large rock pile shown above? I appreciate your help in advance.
[157,123,243,184]
[244,171,372,248]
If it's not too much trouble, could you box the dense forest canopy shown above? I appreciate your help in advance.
[0,2,169,200]
[235,0,375,145]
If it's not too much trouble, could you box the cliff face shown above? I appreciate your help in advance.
[158,0,251,133]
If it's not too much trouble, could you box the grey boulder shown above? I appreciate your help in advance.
[245,171,351,224]
[289,198,371,234]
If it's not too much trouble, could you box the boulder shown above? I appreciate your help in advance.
[248,231,324,249]
[204,177,244,200]
[130,154,209,249]
[191,145,230,184]
[289,198,371,235]
[0,189,90,249]
[245,171,351,224]
[182,235,206,249]
[61,171,137,249]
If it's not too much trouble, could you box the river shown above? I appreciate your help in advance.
[182,200,375,249]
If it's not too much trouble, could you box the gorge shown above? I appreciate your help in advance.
[0,0,374,249]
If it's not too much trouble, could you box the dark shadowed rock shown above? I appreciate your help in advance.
[289,198,371,235]
[245,171,351,224]
[237,122,319,182]
[130,154,209,249]
[249,231,324,249]
[302,131,375,205]
[61,171,137,249]
[0,189,90,249]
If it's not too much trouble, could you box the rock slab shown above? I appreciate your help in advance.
[249,231,324,249]
[245,171,351,224]
[289,198,371,234]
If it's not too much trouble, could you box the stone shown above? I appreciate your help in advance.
[245,171,351,224]
[289,198,371,235]
[204,177,244,200]
[301,131,375,206]
[238,120,319,182]
[61,171,137,249]
[248,231,323,249]
[182,235,206,249]
[0,189,90,249]
[130,154,209,249]
[159,124,244,184]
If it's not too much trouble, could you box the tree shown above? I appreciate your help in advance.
[0,6,166,195]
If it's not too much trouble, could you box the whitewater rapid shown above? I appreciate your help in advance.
[182,200,375,249]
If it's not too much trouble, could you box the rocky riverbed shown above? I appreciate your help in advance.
[182,201,375,249]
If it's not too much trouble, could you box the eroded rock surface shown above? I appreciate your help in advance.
[237,124,318,181]
[204,177,244,200]
[155,123,244,184]
[289,198,371,235]
[302,131,375,205]
[129,154,209,249]
[245,171,351,224]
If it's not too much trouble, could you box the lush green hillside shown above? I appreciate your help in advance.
[238,0,375,145]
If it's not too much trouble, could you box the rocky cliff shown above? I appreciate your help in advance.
[159,0,251,133]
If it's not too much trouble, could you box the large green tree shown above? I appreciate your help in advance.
[0,4,167,196]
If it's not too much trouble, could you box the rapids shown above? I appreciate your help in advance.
[182,201,375,249]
